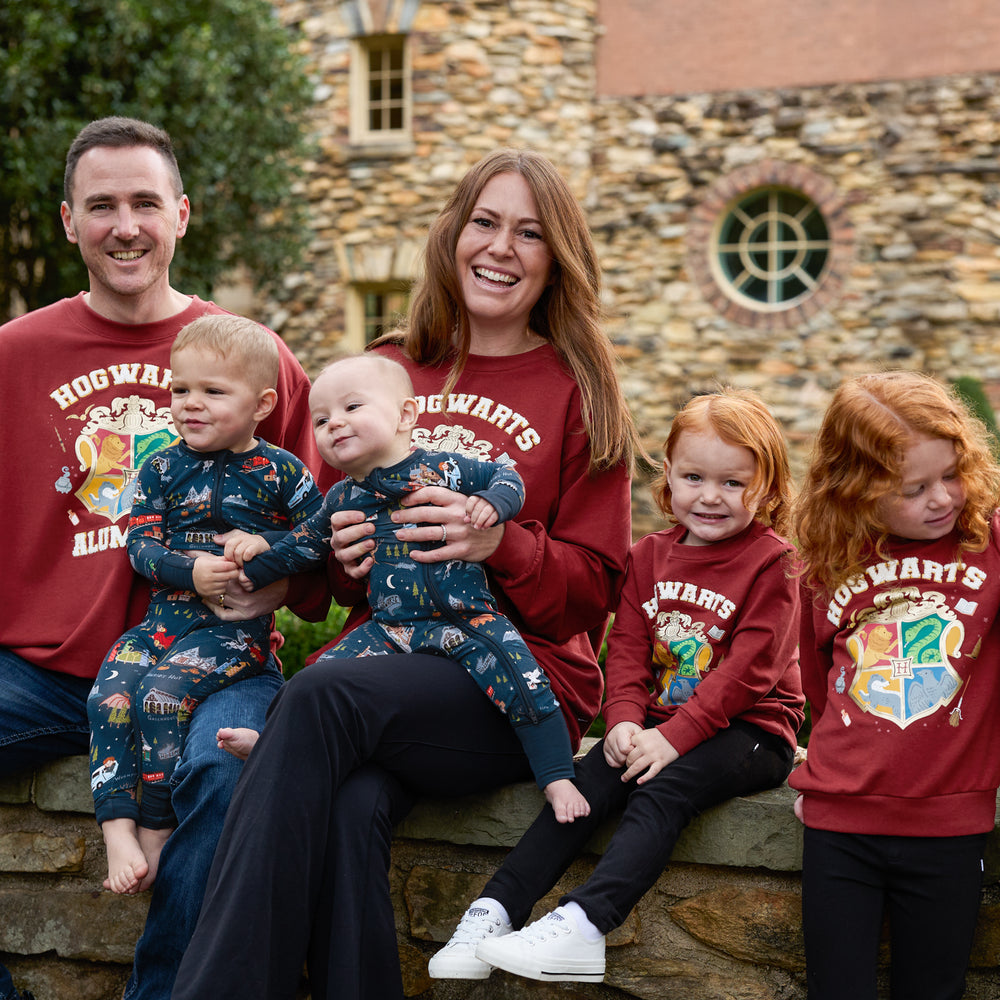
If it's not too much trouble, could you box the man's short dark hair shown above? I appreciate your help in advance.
[64,117,184,205]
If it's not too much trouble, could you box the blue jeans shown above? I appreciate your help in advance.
[122,662,283,1000]
[0,646,283,1000]
[0,648,93,769]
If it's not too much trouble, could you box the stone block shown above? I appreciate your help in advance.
[33,757,95,815]
[0,830,85,873]
[668,786,804,871]
[669,886,805,971]
[0,772,32,805]
[0,887,147,963]
[2,955,130,1000]
[399,781,805,872]
[969,900,1000,968]
[397,782,547,848]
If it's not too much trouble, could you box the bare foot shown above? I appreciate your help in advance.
[101,817,148,894]
[136,825,173,892]
[544,778,591,824]
[217,726,260,760]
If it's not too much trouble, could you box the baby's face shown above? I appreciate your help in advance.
[309,359,414,478]
[169,346,268,454]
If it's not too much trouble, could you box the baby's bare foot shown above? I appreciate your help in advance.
[136,825,173,892]
[544,778,591,824]
[217,726,260,760]
[102,817,148,895]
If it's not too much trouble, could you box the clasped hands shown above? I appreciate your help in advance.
[328,484,504,580]
[603,721,679,784]
[191,533,286,622]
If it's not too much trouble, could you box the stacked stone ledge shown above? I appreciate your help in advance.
[2,749,1000,998]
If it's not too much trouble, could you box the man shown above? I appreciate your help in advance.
[0,117,330,1000]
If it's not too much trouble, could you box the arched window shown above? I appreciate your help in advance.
[687,161,852,326]
[714,187,832,311]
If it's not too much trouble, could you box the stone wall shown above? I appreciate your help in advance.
[3,753,1000,999]
[255,2,1000,538]
[267,0,600,366]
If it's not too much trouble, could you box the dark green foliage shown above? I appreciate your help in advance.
[275,603,350,680]
[952,376,1000,456]
[585,615,612,739]
[0,0,314,317]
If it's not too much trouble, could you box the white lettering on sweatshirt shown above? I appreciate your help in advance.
[825,559,985,626]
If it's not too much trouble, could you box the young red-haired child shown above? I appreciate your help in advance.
[429,387,804,983]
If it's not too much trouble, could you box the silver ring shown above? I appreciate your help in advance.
[440,524,447,543]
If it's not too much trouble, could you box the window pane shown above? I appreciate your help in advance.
[714,184,830,310]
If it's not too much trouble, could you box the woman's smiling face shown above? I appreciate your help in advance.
[454,171,553,343]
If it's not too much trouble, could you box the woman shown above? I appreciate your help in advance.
[172,149,641,1000]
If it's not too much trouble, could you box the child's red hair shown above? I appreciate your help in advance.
[793,371,1000,594]
[652,388,794,538]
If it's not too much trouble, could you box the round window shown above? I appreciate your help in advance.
[711,187,832,312]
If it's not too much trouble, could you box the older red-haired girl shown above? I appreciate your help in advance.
[791,370,1000,1000]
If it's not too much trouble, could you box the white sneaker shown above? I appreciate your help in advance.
[476,909,605,982]
[427,900,512,979]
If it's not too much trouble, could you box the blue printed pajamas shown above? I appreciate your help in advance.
[88,601,271,828]
[246,447,575,789]
[87,438,321,830]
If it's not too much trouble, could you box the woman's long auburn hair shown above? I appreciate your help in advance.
[651,388,795,539]
[371,148,643,474]
[793,371,1000,595]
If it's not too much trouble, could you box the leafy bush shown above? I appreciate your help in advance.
[274,603,350,680]
[1,0,314,316]
[953,376,1000,456]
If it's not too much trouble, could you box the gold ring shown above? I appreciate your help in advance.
[218,594,226,608]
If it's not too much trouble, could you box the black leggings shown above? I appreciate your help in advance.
[171,653,532,1000]
[802,827,985,1000]
[483,719,794,933]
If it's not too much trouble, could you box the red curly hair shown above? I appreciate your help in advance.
[652,388,794,538]
[793,371,1000,595]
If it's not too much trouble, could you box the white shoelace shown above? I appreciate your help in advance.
[520,912,572,943]
[450,906,504,945]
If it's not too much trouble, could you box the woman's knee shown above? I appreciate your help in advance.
[279,656,373,704]
[331,765,414,842]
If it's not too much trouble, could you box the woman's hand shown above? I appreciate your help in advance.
[204,576,289,622]
[392,485,504,564]
[603,721,642,767]
[330,509,377,580]
[621,728,679,785]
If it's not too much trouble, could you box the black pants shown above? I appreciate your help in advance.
[483,719,794,933]
[171,654,532,1000]
[802,827,986,1000]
